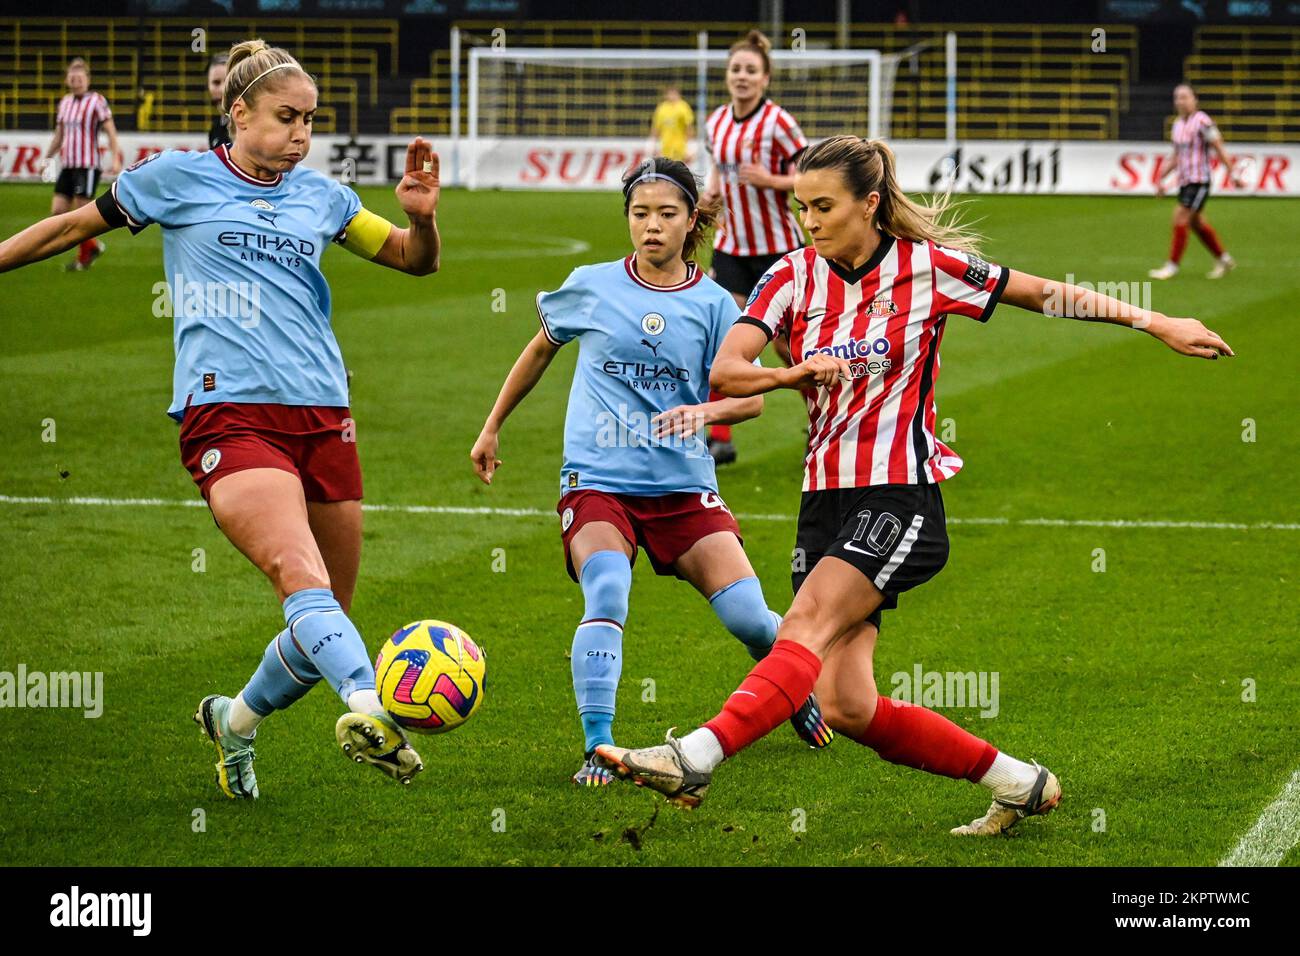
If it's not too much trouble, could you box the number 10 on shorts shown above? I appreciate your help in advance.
[845,509,902,556]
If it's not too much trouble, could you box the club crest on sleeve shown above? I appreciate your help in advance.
[961,255,991,289]
[561,507,574,531]
[641,312,665,335]
[200,449,222,474]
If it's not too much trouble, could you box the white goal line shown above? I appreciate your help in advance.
[0,494,1296,532]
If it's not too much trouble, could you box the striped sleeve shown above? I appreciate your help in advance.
[930,242,1008,323]
[1199,111,1221,143]
[94,93,112,121]
[772,107,807,164]
[738,256,796,340]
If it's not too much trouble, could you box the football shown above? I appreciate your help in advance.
[374,620,486,734]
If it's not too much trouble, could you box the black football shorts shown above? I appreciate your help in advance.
[792,482,950,629]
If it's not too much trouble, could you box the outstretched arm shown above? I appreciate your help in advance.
[0,201,115,273]
[470,329,563,484]
[1001,269,1234,360]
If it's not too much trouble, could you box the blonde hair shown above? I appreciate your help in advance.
[728,29,772,74]
[797,135,983,254]
[66,57,89,74]
[221,39,310,116]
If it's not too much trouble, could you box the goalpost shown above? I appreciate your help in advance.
[459,42,890,190]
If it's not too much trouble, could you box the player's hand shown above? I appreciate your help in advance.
[39,158,57,183]
[738,163,772,188]
[110,152,123,177]
[784,353,852,389]
[470,429,502,484]
[1145,314,1234,360]
[652,404,710,441]
[397,138,439,222]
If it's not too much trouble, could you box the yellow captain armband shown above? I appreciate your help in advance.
[336,206,394,260]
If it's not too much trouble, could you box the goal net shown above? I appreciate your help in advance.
[462,46,886,189]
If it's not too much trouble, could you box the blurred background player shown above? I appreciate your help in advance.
[44,57,122,272]
[649,84,695,163]
[470,157,831,786]
[701,30,809,465]
[1149,83,1241,281]
[0,39,443,799]
[206,53,233,150]
[598,136,1234,833]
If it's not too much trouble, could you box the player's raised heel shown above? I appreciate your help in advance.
[791,692,833,749]
[950,762,1061,836]
[595,729,711,809]
[335,711,425,786]
[193,693,258,800]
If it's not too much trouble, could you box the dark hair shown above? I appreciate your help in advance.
[797,135,982,253]
[621,157,721,262]
[209,53,229,69]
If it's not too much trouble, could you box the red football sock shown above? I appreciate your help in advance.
[1193,220,1225,258]
[703,640,821,757]
[77,239,96,265]
[1169,223,1189,264]
[708,391,731,443]
[851,695,998,782]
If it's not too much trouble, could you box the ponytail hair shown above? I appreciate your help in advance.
[797,134,983,254]
[728,29,772,75]
[221,39,310,116]
[622,156,722,263]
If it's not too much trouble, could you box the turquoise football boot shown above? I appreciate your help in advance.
[193,694,259,800]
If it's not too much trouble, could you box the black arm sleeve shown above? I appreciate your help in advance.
[95,188,146,235]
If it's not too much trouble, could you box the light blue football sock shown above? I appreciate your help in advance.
[572,550,631,753]
[709,576,782,662]
[240,628,321,716]
[283,588,375,705]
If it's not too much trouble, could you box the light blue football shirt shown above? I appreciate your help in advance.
[110,146,362,419]
[536,255,745,497]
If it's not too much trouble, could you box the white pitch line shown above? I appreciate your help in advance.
[0,494,1298,531]
[1220,770,1300,867]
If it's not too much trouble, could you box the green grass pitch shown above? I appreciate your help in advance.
[0,182,1295,866]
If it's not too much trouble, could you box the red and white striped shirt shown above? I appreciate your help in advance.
[742,238,1008,490]
[56,91,112,169]
[1172,109,1218,186]
[706,98,808,258]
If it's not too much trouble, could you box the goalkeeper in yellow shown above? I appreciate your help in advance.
[650,85,696,163]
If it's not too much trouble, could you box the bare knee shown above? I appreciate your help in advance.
[266,546,330,598]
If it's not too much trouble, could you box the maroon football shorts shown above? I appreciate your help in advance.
[179,402,362,502]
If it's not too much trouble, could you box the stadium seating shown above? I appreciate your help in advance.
[391,20,1138,140]
[0,17,397,135]
[1181,26,1300,142]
